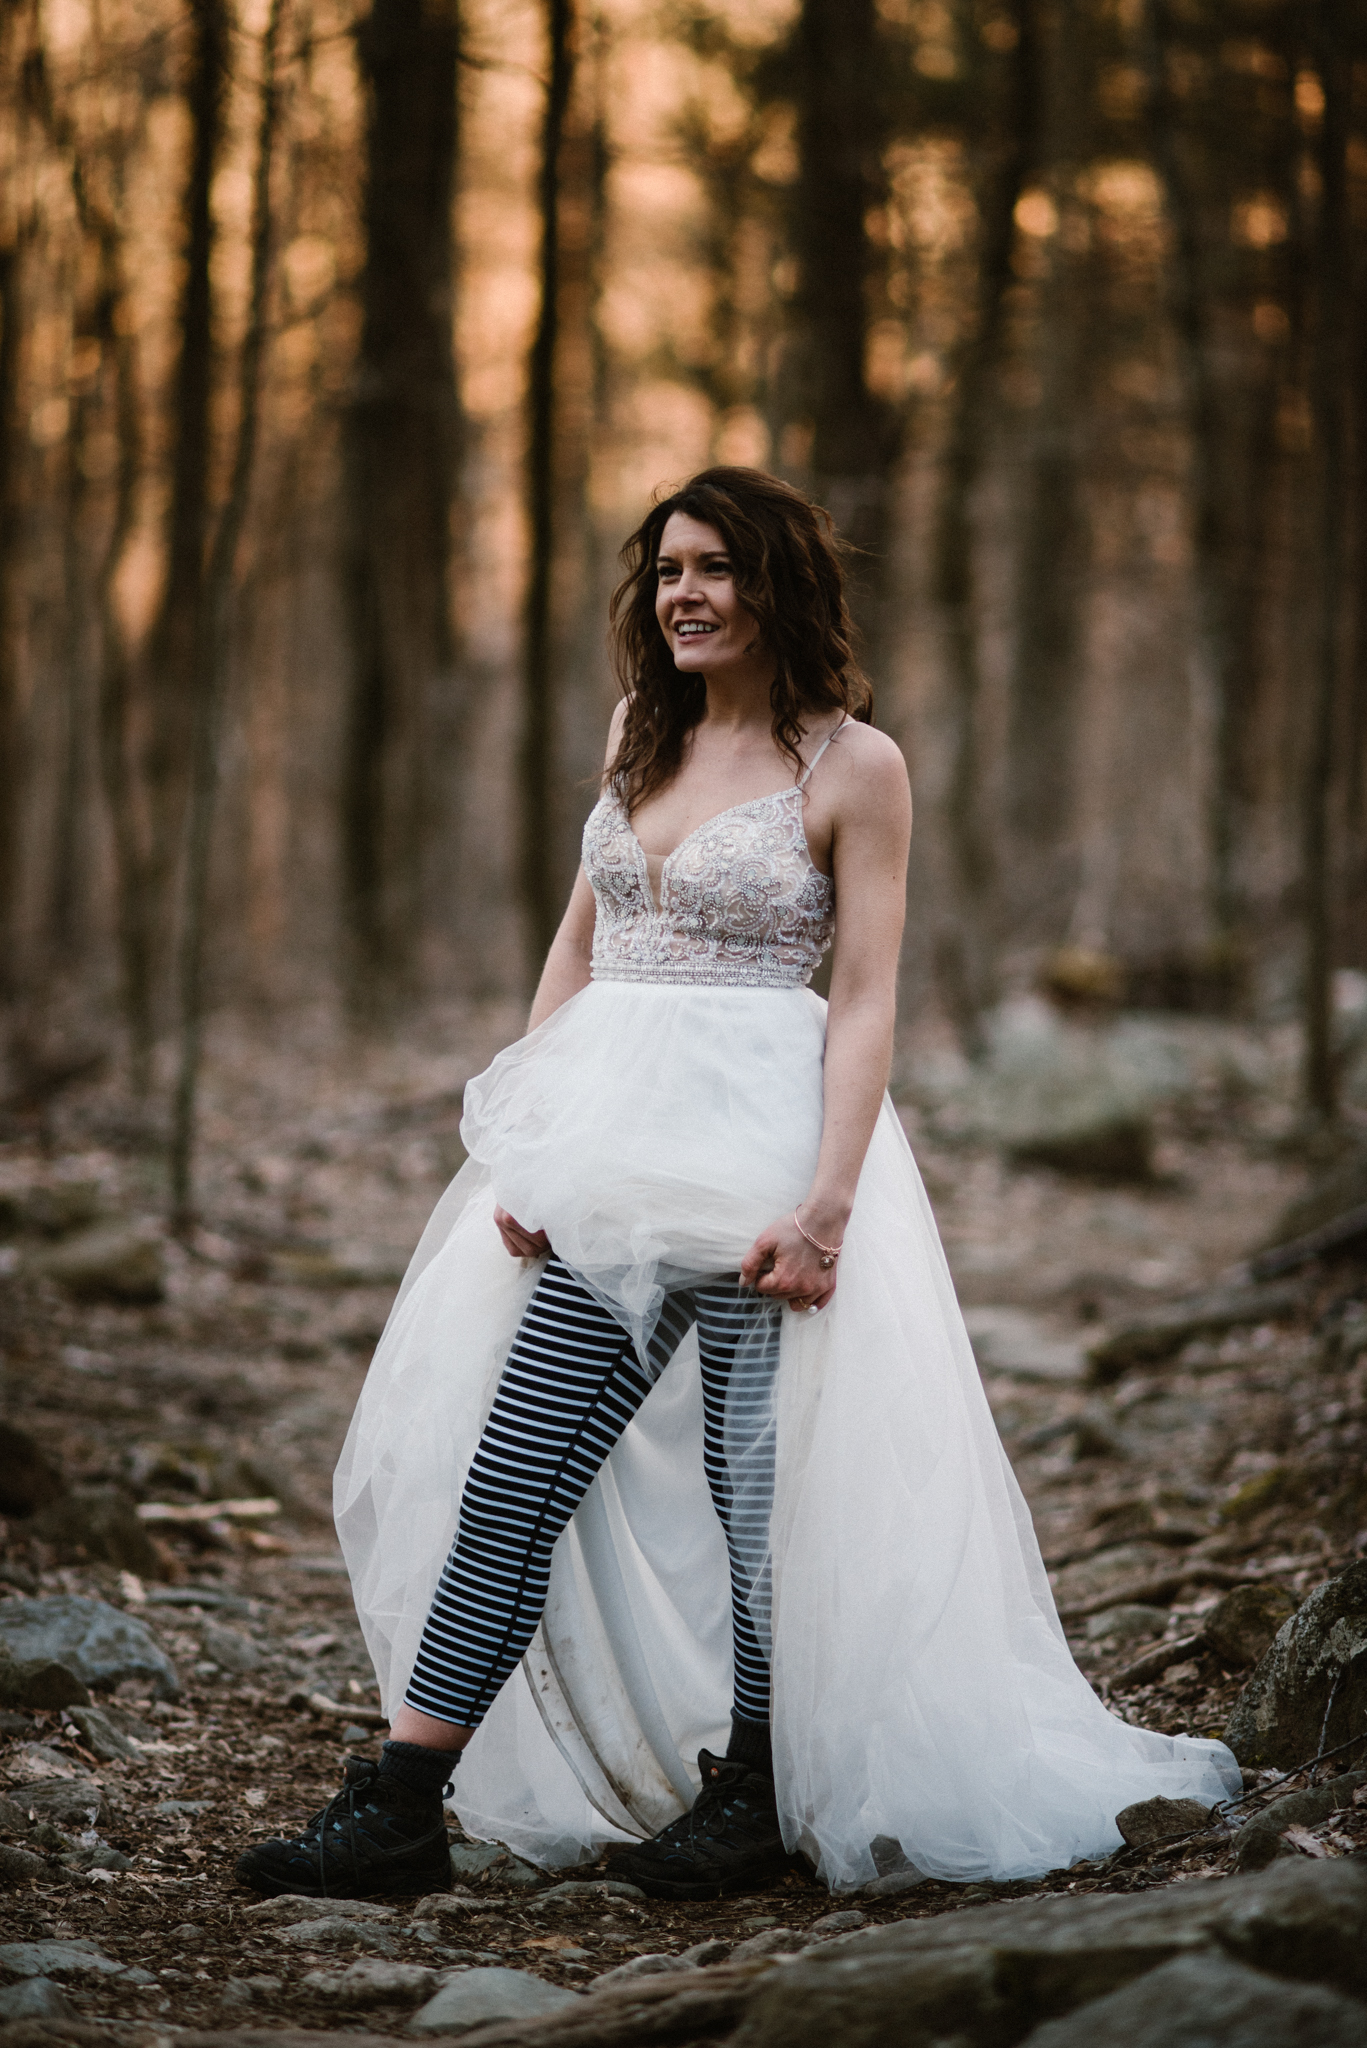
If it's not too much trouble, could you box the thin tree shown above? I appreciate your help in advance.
[0,241,22,1005]
[145,0,228,981]
[1302,0,1349,1122]
[1139,0,1249,953]
[519,0,576,972]
[169,0,287,1228]
[932,0,1036,1047]
[789,0,898,597]
[29,39,159,1090]
[342,0,461,1005]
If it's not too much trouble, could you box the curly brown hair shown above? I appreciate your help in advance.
[607,467,874,812]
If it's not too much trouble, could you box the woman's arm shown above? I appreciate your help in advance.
[741,727,912,1309]
[495,706,624,1256]
[527,866,597,1030]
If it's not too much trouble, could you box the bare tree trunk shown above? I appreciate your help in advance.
[1303,0,1349,1122]
[30,44,159,1089]
[788,0,898,642]
[342,0,460,1006]
[145,0,227,972]
[50,320,99,970]
[0,242,23,1003]
[933,0,1037,1047]
[1139,0,1244,948]
[169,0,286,1228]
[519,0,575,975]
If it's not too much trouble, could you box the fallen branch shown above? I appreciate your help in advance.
[136,1496,280,1525]
[288,1687,388,1728]
[1249,1198,1367,1280]
[1056,1563,1259,1623]
[1106,1630,1207,1689]
[1086,1280,1306,1380]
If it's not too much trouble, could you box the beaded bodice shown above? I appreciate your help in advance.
[583,783,836,989]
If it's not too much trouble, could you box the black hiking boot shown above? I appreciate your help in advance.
[605,1749,790,1901]
[233,1755,453,1899]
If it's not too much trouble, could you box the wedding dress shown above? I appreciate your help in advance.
[335,749,1240,1890]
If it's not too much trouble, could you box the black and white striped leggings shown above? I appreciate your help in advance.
[404,1256,781,1731]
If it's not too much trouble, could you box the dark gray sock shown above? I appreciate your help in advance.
[726,1712,773,1778]
[378,1739,459,1798]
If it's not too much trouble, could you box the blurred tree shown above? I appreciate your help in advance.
[170,0,287,1226]
[520,0,577,971]
[144,0,228,1023]
[342,0,461,1005]
[933,0,1036,1047]
[1303,0,1350,1121]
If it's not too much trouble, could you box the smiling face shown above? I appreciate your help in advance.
[653,512,768,678]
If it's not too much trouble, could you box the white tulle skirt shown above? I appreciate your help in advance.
[335,980,1240,1889]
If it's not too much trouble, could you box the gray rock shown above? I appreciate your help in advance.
[0,1421,66,1518]
[1086,1604,1170,1645]
[525,1878,647,1908]
[7,1778,107,1827]
[448,1839,543,1888]
[410,1894,508,1923]
[0,1844,49,1884]
[1020,1952,1367,2047]
[0,1937,126,1979]
[808,1910,866,1935]
[962,1308,1086,1382]
[1114,1795,1216,1847]
[1225,1561,1367,1769]
[859,1866,927,1896]
[734,1860,1367,2048]
[303,1958,440,2007]
[243,1894,398,1924]
[1204,1583,1299,1670]
[2,1741,93,1785]
[31,1221,165,1303]
[198,1620,262,1673]
[731,1926,810,1960]
[29,1487,163,1576]
[589,1953,691,1991]
[0,1640,90,1712]
[1231,1773,1367,1874]
[278,1917,398,1955]
[1087,1282,1306,1380]
[0,1977,79,2020]
[220,1973,284,2007]
[678,1937,732,1965]
[0,1594,179,1698]
[64,1704,145,1762]
[408,1966,583,2034]
[1212,1855,1367,1992]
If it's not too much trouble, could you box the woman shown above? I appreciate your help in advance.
[238,468,1239,1903]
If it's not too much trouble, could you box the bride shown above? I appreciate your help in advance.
[237,466,1240,1903]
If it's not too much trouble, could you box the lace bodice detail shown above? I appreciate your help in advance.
[583,785,836,988]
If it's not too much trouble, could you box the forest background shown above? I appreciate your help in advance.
[2,0,1365,1216]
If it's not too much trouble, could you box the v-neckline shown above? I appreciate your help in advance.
[613,786,826,919]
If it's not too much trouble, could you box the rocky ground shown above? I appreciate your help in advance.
[1,1003,1366,2043]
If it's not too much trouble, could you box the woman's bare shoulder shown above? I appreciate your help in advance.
[828,720,910,797]
[603,697,629,767]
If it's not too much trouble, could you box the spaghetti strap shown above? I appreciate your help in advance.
[798,716,849,787]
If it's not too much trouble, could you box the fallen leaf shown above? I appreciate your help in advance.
[243,1788,268,1807]
[1281,1825,1331,1857]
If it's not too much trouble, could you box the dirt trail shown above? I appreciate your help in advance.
[2,1015,1365,2036]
